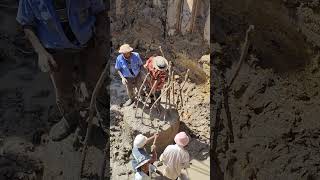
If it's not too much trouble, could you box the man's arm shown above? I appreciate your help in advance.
[146,133,159,144]
[150,145,157,164]
[24,28,46,54]
[117,70,125,79]
[24,28,56,72]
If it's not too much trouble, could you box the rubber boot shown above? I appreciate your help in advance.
[49,111,79,141]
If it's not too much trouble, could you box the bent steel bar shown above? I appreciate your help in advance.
[134,72,150,117]
[141,80,158,120]
[148,83,173,117]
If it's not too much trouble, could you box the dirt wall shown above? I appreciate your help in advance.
[214,0,320,72]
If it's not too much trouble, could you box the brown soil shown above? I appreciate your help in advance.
[213,1,320,179]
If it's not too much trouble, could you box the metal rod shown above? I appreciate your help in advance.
[167,66,171,107]
[134,72,150,116]
[149,83,173,117]
[141,80,158,120]
[159,46,165,58]
[171,71,175,108]
[176,69,190,108]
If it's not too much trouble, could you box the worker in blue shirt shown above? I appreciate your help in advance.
[115,44,145,106]
[16,0,108,141]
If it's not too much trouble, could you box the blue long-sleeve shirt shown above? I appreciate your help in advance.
[16,0,105,49]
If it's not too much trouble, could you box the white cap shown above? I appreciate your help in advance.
[133,134,148,148]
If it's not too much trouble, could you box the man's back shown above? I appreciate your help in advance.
[160,144,190,179]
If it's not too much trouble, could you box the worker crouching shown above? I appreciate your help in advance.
[143,56,168,106]
[131,134,163,179]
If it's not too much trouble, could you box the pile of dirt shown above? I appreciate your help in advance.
[213,1,320,177]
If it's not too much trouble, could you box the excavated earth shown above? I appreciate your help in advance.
[109,1,210,179]
[213,0,320,179]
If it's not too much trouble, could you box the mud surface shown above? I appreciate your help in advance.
[109,0,210,179]
[213,1,320,179]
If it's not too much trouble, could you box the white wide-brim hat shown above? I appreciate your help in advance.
[152,56,168,71]
[119,44,133,53]
[133,134,148,148]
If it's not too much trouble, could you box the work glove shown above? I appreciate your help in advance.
[38,49,57,72]
[121,77,128,85]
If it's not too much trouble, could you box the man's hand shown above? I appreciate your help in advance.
[121,77,128,85]
[154,133,159,139]
[151,144,156,152]
[38,49,57,72]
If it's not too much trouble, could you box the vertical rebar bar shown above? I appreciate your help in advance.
[134,73,150,116]
[141,80,158,120]
[171,71,175,108]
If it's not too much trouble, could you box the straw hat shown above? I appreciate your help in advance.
[174,132,189,147]
[119,44,133,53]
[133,134,148,148]
[152,56,168,71]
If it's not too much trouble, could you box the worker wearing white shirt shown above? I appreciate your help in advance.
[160,132,190,180]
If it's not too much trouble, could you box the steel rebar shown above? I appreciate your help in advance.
[141,80,158,120]
[171,71,175,108]
[149,83,173,117]
[176,69,190,108]
[134,72,150,116]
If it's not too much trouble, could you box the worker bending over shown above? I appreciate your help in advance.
[131,133,163,179]
[143,56,168,105]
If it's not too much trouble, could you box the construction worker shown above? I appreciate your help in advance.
[160,132,190,180]
[131,133,163,179]
[143,56,168,105]
[115,44,145,106]
[16,0,108,141]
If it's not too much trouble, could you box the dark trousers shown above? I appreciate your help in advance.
[49,37,107,126]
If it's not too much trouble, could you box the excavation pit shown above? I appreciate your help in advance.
[122,104,180,153]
